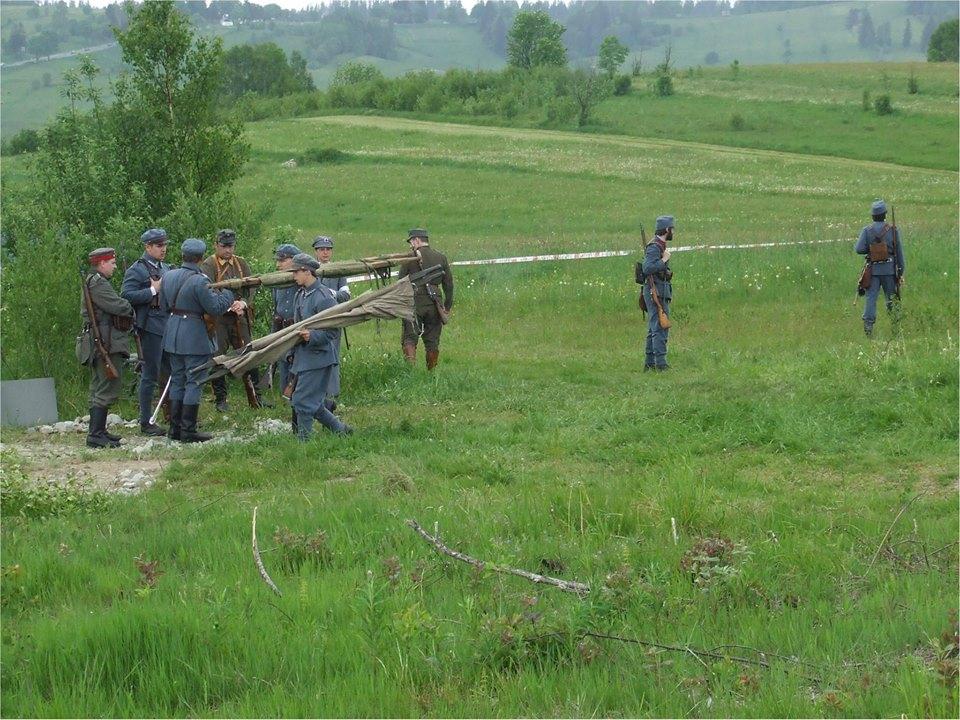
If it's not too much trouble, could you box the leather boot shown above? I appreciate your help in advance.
[86,407,119,449]
[291,406,299,435]
[167,400,183,441]
[180,404,213,443]
[426,349,439,371]
[402,343,416,364]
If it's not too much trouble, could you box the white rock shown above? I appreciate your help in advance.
[281,158,298,168]
[39,425,55,434]
[106,414,124,426]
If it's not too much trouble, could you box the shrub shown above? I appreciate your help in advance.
[0,128,41,156]
[331,60,384,86]
[874,93,893,115]
[730,58,740,77]
[299,147,349,164]
[907,70,919,94]
[704,50,720,65]
[654,73,674,97]
[729,113,746,131]
[613,74,632,95]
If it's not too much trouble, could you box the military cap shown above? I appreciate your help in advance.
[312,235,334,250]
[655,215,675,233]
[181,238,206,256]
[88,247,116,264]
[216,229,237,245]
[275,243,301,259]
[291,252,320,272]
[871,199,887,216]
[140,228,168,245]
[407,228,429,242]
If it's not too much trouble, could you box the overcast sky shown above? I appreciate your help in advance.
[87,0,483,9]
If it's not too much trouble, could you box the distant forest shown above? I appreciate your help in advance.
[4,0,956,65]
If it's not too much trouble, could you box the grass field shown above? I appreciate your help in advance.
[2,96,958,716]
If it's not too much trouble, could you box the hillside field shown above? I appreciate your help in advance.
[1,89,958,718]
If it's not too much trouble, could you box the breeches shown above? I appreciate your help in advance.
[401,305,443,351]
[863,275,898,323]
[643,296,670,364]
[168,353,210,405]
[89,352,125,408]
[138,331,169,421]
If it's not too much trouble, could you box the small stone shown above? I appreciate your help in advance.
[106,414,123,426]
[281,158,298,168]
[39,425,55,435]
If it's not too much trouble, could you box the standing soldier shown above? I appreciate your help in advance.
[397,228,453,370]
[288,253,352,440]
[78,247,135,448]
[312,235,351,409]
[642,215,674,371]
[855,199,905,337]
[272,243,301,431]
[121,228,173,436]
[160,238,240,443]
[200,229,263,411]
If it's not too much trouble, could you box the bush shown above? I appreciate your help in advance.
[874,94,893,115]
[654,73,674,97]
[1,128,41,156]
[729,113,746,131]
[299,147,350,164]
[704,50,720,65]
[907,71,919,94]
[331,61,384,87]
[613,74,632,95]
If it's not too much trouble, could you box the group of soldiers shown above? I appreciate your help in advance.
[637,199,904,369]
[77,228,454,448]
[78,200,900,449]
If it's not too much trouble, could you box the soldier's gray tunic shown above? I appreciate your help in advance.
[290,280,344,440]
[159,262,235,405]
[121,254,173,423]
[79,271,134,407]
[855,221,905,326]
[318,270,350,397]
[642,239,672,368]
[272,285,300,391]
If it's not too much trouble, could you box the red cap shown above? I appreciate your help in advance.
[88,247,116,264]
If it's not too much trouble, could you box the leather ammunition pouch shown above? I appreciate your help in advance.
[858,264,873,295]
[75,328,93,366]
[111,315,133,332]
[634,262,644,285]
[272,315,295,331]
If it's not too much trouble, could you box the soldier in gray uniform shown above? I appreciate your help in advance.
[121,228,173,435]
[642,215,674,371]
[288,253,352,441]
[160,238,239,443]
[397,228,453,370]
[312,235,351,408]
[855,199,905,337]
[78,247,135,448]
[272,243,302,394]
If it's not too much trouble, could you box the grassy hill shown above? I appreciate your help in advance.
[3,0,955,139]
[2,99,958,715]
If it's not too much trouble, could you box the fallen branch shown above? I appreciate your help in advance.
[586,632,822,684]
[252,506,282,597]
[406,519,590,596]
[863,493,924,577]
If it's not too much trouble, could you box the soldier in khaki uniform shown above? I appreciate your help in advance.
[77,247,135,448]
[397,228,453,370]
[200,229,263,410]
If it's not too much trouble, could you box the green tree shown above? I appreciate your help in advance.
[506,11,567,70]
[858,10,876,48]
[330,61,384,86]
[27,30,59,60]
[902,18,913,48]
[111,0,248,216]
[927,18,959,62]
[569,67,610,127]
[597,35,628,77]
[222,43,315,99]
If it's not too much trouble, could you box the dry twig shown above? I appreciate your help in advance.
[252,506,282,597]
[406,519,590,595]
[863,493,924,577]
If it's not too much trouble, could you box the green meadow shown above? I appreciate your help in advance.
[2,82,958,716]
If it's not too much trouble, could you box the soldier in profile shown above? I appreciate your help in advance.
[312,235,350,410]
[78,247,135,448]
[642,215,674,371]
[397,228,453,370]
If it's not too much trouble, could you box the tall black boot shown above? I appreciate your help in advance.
[212,376,229,412]
[291,406,299,435]
[87,406,120,449]
[180,404,213,443]
[167,400,183,441]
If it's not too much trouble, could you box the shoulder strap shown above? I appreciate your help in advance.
[169,268,200,310]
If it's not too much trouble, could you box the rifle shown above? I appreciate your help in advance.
[891,205,902,300]
[232,309,261,409]
[637,223,671,329]
[414,249,449,325]
[80,269,120,380]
